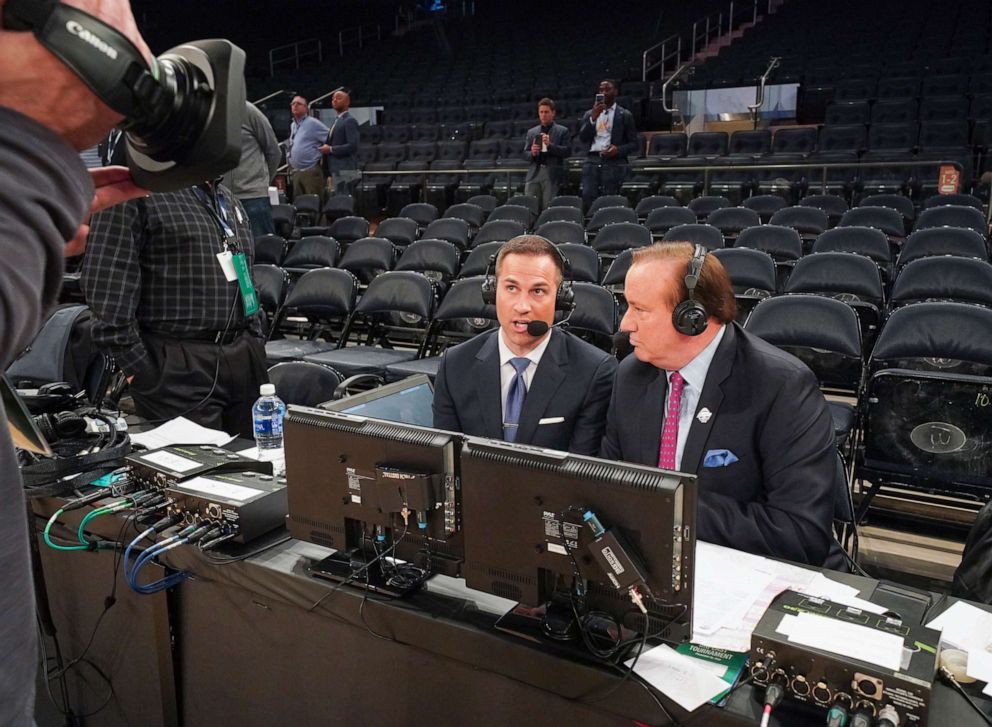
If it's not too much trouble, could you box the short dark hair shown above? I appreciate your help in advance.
[495,235,563,285]
[291,95,308,105]
[537,98,556,111]
[630,242,736,324]
[599,79,618,92]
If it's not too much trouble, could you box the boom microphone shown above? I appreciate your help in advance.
[526,321,550,337]
[613,331,633,358]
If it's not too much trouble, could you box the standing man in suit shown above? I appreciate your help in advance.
[601,242,836,565]
[433,235,616,455]
[578,79,639,210]
[319,87,361,197]
[287,94,329,202]
[523,98,570,211]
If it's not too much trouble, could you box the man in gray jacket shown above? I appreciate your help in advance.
[0,2,151,722]
[223,101,282,235]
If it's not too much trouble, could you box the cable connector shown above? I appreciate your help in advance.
[400,506,411,527]
[629,585,648,615]
[760,682,785,727]
[876,704,899,727]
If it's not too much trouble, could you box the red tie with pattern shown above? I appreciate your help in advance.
[657,371,684,470]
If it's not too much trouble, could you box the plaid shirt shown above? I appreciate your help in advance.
[80,184,259,379]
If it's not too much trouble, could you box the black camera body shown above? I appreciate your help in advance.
[2,0,246,191]
[124,39,245,191]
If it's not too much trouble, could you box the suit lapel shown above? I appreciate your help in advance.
[640,366,668,466]
[681,324,737,473]
[473,332,504,439]
[610,107,624,147]
[516,331,567,444]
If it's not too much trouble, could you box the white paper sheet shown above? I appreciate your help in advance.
[968,649,992,683]
[778,612,904,671]
[926,601,992,652]
[238,446,286,477]
[691,541,818,652]
[130,416,235,450]
[625,644,731,712]
[804,573,887,615]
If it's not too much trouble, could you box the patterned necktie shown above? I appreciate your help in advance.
[658,371,685,469]
[503,357,531,442]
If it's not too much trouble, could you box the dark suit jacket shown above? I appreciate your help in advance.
[433,327,617,455]
[324,111,360,172]
[578,104,640,162]
[522,122,571,184]
[600,323,836,566]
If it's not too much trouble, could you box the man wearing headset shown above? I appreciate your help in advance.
[601,242,837,566]
[433,235,616,455]
[0,1,154,722]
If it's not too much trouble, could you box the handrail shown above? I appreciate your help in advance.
[662,63,695,115]
[268,38,322,77]
[338,24,381,57]
[747,56,781,127]
[308,90,338,111]
[252,90,288,106]
[642,33,682,83]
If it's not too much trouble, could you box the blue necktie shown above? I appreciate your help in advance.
[503,357,531,442]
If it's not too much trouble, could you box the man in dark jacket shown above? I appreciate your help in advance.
[577,79,639,209]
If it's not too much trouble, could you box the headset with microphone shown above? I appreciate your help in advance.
[2,0,246,192]
[671,244,710,337]
[480,237,575,336]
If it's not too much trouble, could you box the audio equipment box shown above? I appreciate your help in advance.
[750,589,939,725]
[163,471,287,544]
[126,445,273,491]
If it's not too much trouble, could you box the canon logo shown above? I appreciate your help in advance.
[65,20,119,61]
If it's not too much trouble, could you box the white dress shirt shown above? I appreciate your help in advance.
[498,328,552,422]
[663,324,726,469]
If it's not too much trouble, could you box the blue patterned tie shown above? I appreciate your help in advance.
[503,357,531,442]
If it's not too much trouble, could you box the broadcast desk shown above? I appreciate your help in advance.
[33,505,992,727]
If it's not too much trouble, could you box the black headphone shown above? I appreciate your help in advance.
[672,244,709,336]
[480,237,575,313]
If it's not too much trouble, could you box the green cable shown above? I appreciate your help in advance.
[76,495,138,548]
[44,508,89,552]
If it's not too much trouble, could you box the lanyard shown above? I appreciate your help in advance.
[191,185,237,244]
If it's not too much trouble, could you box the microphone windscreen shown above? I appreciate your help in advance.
[526,320,550,337]
[613,331,633,358]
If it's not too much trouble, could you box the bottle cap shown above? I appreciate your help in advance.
[260,383,275,396]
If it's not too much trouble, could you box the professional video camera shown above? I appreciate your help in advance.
[2,0,246,191]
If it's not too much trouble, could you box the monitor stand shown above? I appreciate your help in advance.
[306,549,427,599]
[494,597,638,663]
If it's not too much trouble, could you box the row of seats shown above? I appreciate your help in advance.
[324,125,983,214]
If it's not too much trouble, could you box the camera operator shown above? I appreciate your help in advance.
[0,1,152,722]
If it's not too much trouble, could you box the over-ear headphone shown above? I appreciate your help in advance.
[480,237,575,312]
[672,244,709,336]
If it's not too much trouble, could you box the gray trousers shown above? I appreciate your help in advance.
[524,166,559,212]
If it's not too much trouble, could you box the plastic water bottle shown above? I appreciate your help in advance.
[252,383,286,456]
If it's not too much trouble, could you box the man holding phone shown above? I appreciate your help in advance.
[578,79,639,209]
[523,98,570,211]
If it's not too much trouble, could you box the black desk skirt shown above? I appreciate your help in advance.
[32,503,992,727]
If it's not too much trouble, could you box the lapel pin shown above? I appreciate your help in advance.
[696,408,712,424]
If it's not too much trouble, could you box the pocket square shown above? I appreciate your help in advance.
[538,416,565,425]
[703,449,738,467]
